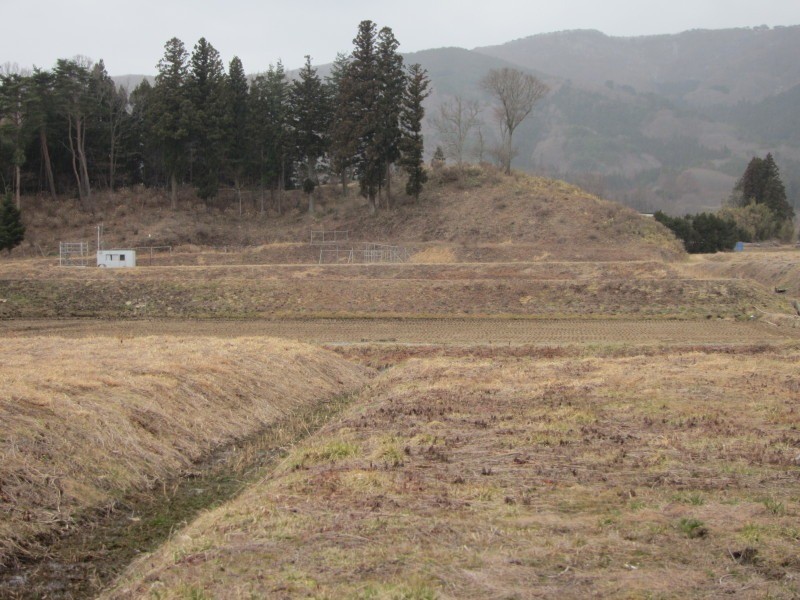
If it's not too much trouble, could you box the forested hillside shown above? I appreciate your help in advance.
[2,24,800,221]
[0,20,429,218]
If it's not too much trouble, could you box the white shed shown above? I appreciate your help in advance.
[97,249,136,268]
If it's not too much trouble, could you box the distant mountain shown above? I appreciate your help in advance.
[411,26,800,214]
[474,26,800,106]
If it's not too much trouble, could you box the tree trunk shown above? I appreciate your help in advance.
[14,164,21,210]
[340,168,348,198]
[109,126,117,191]
[278,157,285,216]
[75,117,92,202]
[307,158,316,214]
[504,133,513,175]
[369,190,377,214]
[385,163,392,210]
[67,117,87,208]
[170,172,178,209]
[260,183,266,216]
[235,175,242,216]
[40,130,57,202]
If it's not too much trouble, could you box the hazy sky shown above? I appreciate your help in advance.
[3,0,800,75]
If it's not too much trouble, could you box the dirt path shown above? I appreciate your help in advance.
[2,317,796,345]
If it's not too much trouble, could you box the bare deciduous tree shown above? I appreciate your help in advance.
[431,96,481,168]
[481,68,548,174]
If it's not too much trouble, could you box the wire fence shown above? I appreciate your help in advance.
[59,241,89,267]
[311,230,350,245]
[133,246,173,265]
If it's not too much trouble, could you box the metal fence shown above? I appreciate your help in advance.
[318,246,355,264]
[59,241,89,267]
[311,230,350,245]
[362,243,409,263]
[133,246,173,265]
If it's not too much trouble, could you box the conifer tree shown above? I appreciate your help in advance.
[328,53,357,197]
[26,69,58,201]
[87,60,128,190]
[376,26,405,207]
[151,37,191,208]
[732,153,794,222]
[348,20,382,212]
[248,62,292,214]
[0,72,29,209]
[187,37,227,200]
[0,192,25,253]
[290,56,330,213]
[399,63,431,202]
[226,56,249,213]
[127,79,155,185]
[53,58,95,207]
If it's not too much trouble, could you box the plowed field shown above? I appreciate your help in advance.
[2,317,797,346]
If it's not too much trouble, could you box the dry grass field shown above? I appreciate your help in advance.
[103,347,800,599]
[0,258,791,321]
[1,168,799,598]
[0,337,369,569]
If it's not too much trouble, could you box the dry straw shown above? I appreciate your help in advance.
[0,336,369,565]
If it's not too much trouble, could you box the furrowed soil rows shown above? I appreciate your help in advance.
[1,318,796,345]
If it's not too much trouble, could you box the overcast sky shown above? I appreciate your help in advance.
[3,0,800,75]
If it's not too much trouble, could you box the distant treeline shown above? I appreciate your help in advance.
[0,20,430,213]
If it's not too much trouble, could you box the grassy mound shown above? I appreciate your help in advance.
[0,337,370,565]
[13,166,683,262]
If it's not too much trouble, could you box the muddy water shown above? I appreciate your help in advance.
[0,393,356,599]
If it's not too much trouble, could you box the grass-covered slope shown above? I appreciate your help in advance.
[12,166,683,262]
[0,337,370,565]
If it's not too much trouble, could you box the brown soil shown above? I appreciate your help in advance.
[1,317,797,346]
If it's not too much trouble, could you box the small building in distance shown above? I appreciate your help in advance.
[97,249,136,268]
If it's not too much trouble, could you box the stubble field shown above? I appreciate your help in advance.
[1,248,800,598]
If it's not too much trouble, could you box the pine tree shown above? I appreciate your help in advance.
[53,58,94,208]
[328,53,357,197]
[0,192,25,253]
[87,60,128,190]
[128,79,160,187]
[348,20,382,212]
[187,37,227,200]
[0,72,30,209]
[375,26,405,207]
[732,153,794,223]
[226,56,249,213]
[399,63,431,202]
[248,62,292,214]
[290,56,330,213]
[26,69,58,201]
[761,154,793,222]
[151,37,191,208]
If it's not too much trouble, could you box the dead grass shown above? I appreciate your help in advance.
[104,348,800,599]
[0,258,785,320]
[10,165,684,263]
[684,250,800,297]
[409,246,458,264]
[0,336,370,566]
